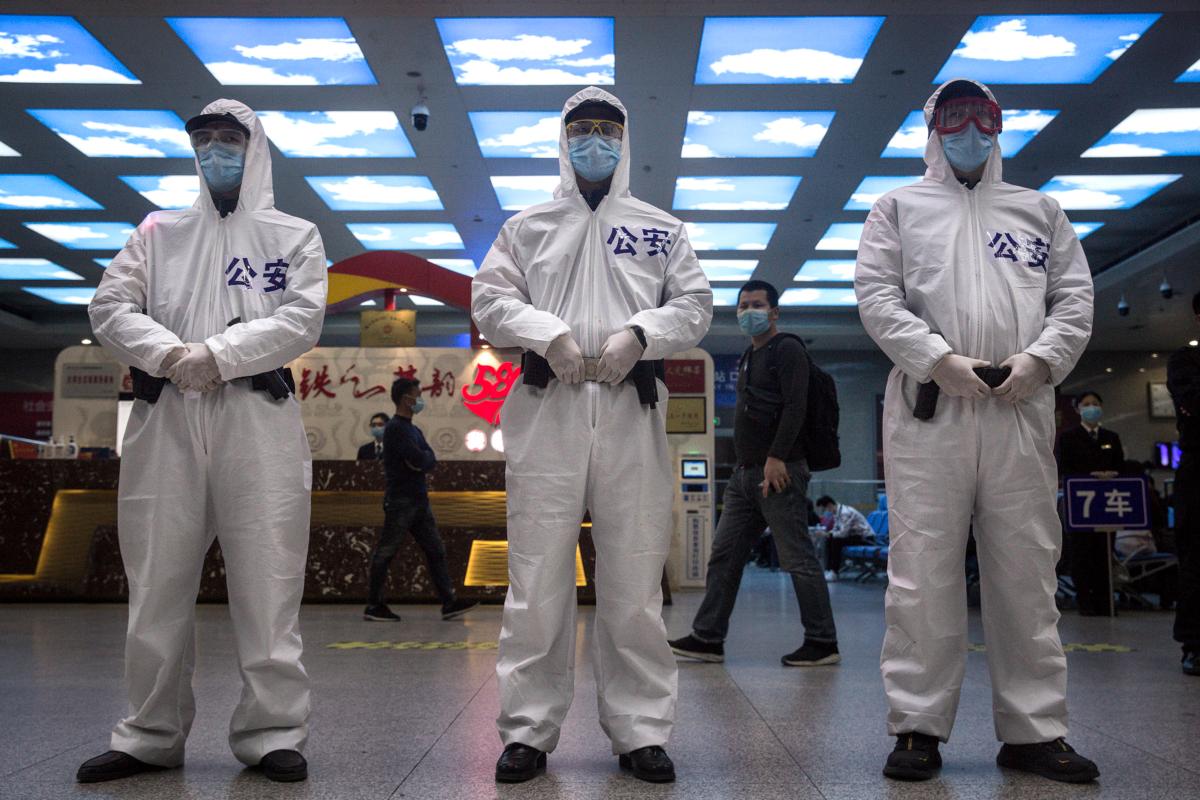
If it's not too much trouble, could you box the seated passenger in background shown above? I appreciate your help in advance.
[357,412,390,460]
[815,495,872,581]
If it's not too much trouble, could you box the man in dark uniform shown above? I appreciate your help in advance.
[1167,292,1200,676]
[357,413,389,460]
[1056,390,1125,616]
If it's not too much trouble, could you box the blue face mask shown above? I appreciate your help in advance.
[737,309,772,336]
[568,134,621,182]
[370,425,385,440]
[198,143,245,193]
[940,126,994,173]
[1080,405,1103,424]
[410,397,425,415]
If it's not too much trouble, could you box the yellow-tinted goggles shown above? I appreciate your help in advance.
[565,119,625,140]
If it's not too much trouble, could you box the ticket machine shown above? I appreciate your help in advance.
[675,456,714,587]
[662,348,716,590]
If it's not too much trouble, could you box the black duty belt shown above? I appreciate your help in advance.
[130,366,296,403]
[520,351,665,408]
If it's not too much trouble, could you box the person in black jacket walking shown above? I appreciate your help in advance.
[363,377,477,622]
[1168,292,1200,676]
[669,280,838,667]
[1056,390,1124,616]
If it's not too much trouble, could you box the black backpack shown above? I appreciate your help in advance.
[738,333,841,472]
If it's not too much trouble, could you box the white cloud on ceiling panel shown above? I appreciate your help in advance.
[412,230,464,247]
[1082,143,1167,157]
[28,223,130,242]
[1111,108,1200,134]
[491,176,559,191]
[557,54,614,68]
[0,141,18,156]
[1043,189,1123,208]
[134,176,200,208]
[676,177,736,192]
[316,176,439,205]
[0,63,138,83]
[204,61,321,85]
[1004,109,1057,131]
[234,37,364,62]
[454,60,611,85]
[709,48,862,82]
[752,117,830,147]
[350,226,392,242]
[448,34,590,61]
[0,31,64,59]
[681,142,721,158]
[687,111,716,126]
[0,194,77,209]
[479,117,559,149]
[258,111,402,157]
[690,200,787,211]
[60,134,165,157]
[954,19,1076,62]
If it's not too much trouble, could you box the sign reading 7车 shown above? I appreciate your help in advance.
[1063,476,1149,530]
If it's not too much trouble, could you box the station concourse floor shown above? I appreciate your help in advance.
[2,567,1198,800]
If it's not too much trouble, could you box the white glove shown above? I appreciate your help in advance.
[930,354,990,399]
[167,343,223,393]
[596,328,644,384]
[545,333,585,385]
[160,345,187,374]
[993,353,1049,405]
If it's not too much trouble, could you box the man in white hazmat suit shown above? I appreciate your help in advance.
[856,79,1098,784]
[472,87,712,784]
[78,100,326,784]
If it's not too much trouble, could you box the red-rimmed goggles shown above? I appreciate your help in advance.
[933,97,1003,135]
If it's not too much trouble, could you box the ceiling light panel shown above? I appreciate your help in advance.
[0,140,19,156]
[682,111,835,158]
[844,176,922,210]
[882,109,1057,158]
[347,223,465,250]
[0,237,16,249]
[0,15,139,84]
[429,258,477,276]
[673,176,801,211]
[1038,174,1182,209]
[712,288,743,307]
[167,17,376,85]
[699,260,758,281]
[119,175,199,209]
[794,260,857,282]
[1071,222,1104,239]
[306,176,443,211]
[258,111,414,158]
[695,16,884,84]
[470,112,560,158]
[934,14,1160,84]
[684,222,777,251]
[489,175,559,210]
[0,258,84,280]
[816,223,865,251]
[22,286,95,305]
[28,109,191,157]
[24,221,135,249]
[0,174,102,210]
[409,295,444,306]
[779,287,859,306]
[1177,58,1200,83]
[1083,108,1200,157]
[436,17,614,85]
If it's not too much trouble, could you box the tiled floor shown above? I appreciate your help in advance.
[2,568,1198,799]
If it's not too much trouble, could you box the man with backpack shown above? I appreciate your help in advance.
[669,280,840,667]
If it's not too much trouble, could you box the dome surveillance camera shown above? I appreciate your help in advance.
[1159,277,1173,300]
[412,102,430,132]
[1117,295,1130,317]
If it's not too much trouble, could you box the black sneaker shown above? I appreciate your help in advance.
[883,733,942,781]
[997,739,1099,783]
[619,745,675,783]
[668,634,724,663]
[363,605,401,622]
[495,743,546,783]
[260,749,308,783]
[76,751,170,783]
[1183,650,1200,676]
[781,640,840,666]
[441,599,480,620]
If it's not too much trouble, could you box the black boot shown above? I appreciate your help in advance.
[619,745,675,783]
[668,633,724,663]
[1182,649,1200,676]
[883,733,942,781]
[76,751,170,783]
[495,743,545,783]
[997,739,1098,783]
[781,640,840,666]
[258,749,307,782]
[363,604,401,622]
[441,598,480,620]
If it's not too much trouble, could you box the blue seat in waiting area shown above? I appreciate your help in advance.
[841,494,890,582]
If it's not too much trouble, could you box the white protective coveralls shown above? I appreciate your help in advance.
[88,99,327,766]
[472,87,712,754]
[855,79,1093,745]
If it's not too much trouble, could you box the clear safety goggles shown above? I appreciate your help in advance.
[933,97,1003,135]
[190,127,248,151]
[565,119,625,141]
